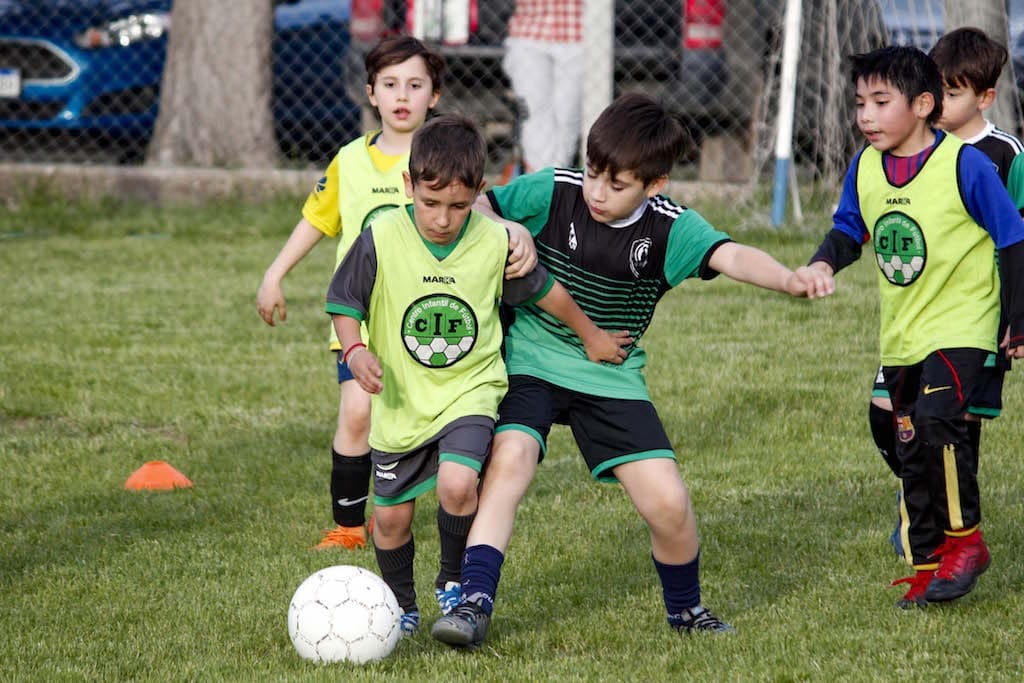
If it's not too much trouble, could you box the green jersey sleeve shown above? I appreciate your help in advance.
[663,208,732,287]
[1006,153,1024,211]
[487,167,556,236]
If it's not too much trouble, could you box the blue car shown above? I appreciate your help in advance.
[0,0,360,162]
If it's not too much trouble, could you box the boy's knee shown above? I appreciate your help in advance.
[641,487,691,531]
[436,464,480,513]
[490,431,542,469]
[371,507,409,542]
[339,404,370,432]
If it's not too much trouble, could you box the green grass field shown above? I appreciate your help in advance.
[2,190,1022,681]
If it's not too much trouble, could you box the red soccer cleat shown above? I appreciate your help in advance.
[924,530,990,602]
[891,569,935,609]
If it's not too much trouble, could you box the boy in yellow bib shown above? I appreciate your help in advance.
[257,37,536,556]
[326,114,629,634]
[806,46,1024,608]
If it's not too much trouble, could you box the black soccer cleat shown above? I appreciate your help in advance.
[431,601,491,648]
[668,605,735,634]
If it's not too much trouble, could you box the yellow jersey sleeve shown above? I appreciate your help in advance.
[301,155,342,238]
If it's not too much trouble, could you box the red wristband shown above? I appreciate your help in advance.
[342,342,367,364]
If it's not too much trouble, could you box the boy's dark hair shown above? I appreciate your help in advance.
[849,45,943,124]
[409,114,486,191]
[929,27,1007,92]
[586,93,688,185]
[365,35,445,91]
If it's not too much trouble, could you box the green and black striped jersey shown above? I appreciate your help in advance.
[488,167,731,400]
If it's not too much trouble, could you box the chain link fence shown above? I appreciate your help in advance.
[0,0,1020,186]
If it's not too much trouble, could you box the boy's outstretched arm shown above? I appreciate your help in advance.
[708,242,835,299]
[257,218,325,325]
[333,314,383,394]
[534,281,633,364]
[472,196,538,278]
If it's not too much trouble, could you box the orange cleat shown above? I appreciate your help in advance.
[314,524,368,550]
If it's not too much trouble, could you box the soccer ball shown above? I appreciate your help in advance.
[288,565,402,664]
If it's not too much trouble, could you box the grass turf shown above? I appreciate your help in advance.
[2,191,1023,681]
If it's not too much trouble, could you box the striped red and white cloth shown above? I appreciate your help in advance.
[506,0,583,43]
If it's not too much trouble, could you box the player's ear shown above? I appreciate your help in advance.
[645,174,669,198]
[977,87,997,112]
[366,83,378,108]
[403,171,414,198]
[912,91,935,121]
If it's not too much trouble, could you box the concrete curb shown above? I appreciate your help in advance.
[0,162,750,206]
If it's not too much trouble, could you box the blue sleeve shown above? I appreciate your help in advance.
[832,150,870,244]
[959,145,1024,249]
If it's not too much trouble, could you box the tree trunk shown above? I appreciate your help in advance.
[944,0,1022,136]
[147,0,277,167]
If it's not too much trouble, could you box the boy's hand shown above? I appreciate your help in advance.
[788,263,835,299]
[505,222,538,278]
[257,277,286,325]
[347,348,384,394]
[581,329,634,365]
[999,327,1024,359]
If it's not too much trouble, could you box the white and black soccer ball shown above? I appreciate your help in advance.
[288,565,402,664]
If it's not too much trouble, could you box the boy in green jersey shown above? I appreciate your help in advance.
[807,45,1024,608]
[325,114,630,635]
[431,93,833,648]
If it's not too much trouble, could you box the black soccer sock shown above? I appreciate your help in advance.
[330,450,371,527]
[654,552,701,615]
[436,506,475,589]
[375,537,417,614]
[869,403,900,477]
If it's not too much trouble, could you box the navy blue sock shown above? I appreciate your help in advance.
[654,552,700,617]
[460,544,504,616]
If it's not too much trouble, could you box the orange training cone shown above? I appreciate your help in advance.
[124,460,193,491]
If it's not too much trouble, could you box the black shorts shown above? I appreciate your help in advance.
[878,351,1007,418]
[882,348,989,434]
[966,353,1007,418]
[371,416,493,506]
[496,375,674,482]
[871,364,890,401]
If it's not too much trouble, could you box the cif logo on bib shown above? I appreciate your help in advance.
[874,212,926,286]
[402,294,477,368]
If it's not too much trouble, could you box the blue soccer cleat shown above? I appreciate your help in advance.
[435,581,462,616]
[400,609,420,636]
